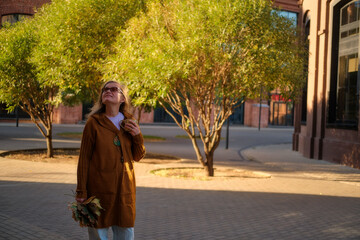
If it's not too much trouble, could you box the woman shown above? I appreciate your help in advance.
[76,80,146,240]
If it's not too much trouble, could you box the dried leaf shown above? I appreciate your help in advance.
[68,196,104,228]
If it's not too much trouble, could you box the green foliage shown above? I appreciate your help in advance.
[31,0,147,104]
[0,18,57,116]
[105,0,306,109]
[0,21,32,108]
[0,0,148,111]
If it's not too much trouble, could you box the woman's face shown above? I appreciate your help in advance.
[101,82,125,106]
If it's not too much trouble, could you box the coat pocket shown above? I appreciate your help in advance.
[121,162,136,197]
[88,167,117,194]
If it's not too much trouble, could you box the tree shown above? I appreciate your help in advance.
[105,0,307,176]
[0,20,58,157]
[0,0,146,157]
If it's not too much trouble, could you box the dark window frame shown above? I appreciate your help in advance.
[1,13,32,26]
[327,0,359,130]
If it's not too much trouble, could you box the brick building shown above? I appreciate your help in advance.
[293,0,360,168]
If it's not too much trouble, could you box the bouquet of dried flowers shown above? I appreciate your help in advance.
[69,196,104,227]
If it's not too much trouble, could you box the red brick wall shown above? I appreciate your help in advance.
[273,0,300,13]
[132,108,155,123]
[0,0,50,17]
[53,104,83,124]
[244,100,269,128]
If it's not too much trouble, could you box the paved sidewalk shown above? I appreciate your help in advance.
[0,134,359,239]
[243,144,360,188]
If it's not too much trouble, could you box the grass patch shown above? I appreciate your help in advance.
[175,135,224,140]
[143,135,166,141]
[175,135,200,139]
[57,132,82,139]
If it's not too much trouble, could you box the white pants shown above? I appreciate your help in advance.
[88,226,134,240]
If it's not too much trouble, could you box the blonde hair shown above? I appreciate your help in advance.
[87,81,132,118]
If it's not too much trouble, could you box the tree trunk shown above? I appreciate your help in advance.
[204,152,214,176]
[137,107,143,123]
[190,137,206,167]
[131,106,143,123]
[46,127,54,158]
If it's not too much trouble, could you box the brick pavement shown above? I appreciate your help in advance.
[0,144,360,239]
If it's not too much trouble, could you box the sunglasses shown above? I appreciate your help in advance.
[102,87,123,94]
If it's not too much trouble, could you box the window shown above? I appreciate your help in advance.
[1,14,31,26]
[272,10,298,27]
[328,0,360,129]
[278,10,298,26]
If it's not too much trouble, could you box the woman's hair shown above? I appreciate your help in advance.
[87,80,132,118]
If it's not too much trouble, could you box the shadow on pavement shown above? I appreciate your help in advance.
[0,181,359,240]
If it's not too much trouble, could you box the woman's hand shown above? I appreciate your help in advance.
[76,197,86,203]
[125,120,140,136]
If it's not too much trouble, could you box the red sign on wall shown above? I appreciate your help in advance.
[271,94,291,102]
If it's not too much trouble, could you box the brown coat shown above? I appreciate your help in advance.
[76,112,145,228]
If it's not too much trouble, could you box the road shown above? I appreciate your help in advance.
[0,122,293,163]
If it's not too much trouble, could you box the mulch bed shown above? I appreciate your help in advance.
[0,148,180,164]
